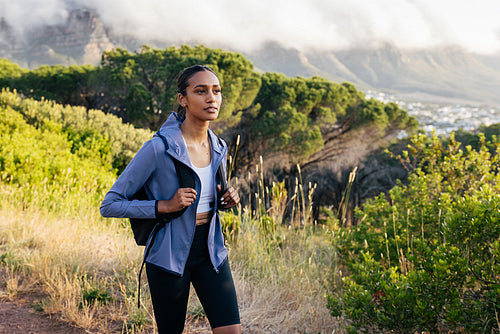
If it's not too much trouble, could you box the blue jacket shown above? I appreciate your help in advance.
[100,113,228,276]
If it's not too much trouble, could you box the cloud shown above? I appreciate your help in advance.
[1,0,68,35]
[2,0,500,54]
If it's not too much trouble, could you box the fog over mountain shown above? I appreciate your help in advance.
[1,1,500,105]
[2,0,500,53]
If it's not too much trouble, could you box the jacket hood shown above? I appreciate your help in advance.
[157,112,226,165]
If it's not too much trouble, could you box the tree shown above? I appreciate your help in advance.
[99,45,261,129]
[0,58,27,86]
[245,73,416,164]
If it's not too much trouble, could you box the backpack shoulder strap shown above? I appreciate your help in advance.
[211,133,227,191]
[155,131,169,151]
[216,162,227,194]
[213,134,228,208]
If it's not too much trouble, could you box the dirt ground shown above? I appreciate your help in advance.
[0,293,217,334]
[0,298,87,334]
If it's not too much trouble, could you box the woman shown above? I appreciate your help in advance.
[100,65,241,334]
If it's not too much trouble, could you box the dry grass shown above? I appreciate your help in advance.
[235,268,337,333]
[230,228,339,333]
[0,208,146,333]
[0,196,340,333]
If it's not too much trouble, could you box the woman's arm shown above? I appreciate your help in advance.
[100,140,159,219]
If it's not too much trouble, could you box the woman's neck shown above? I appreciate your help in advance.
[180,117,212,168]
[180,118,209,145]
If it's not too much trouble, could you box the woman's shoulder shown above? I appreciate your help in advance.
[132,136,167,161]
[148,135,176,159]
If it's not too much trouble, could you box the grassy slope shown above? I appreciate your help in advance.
[0,90,338,333]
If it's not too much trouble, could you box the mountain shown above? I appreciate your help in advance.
[478,53,500,73]
[332,44,500,105]
[0,9,114,67]
[240,41,361,86]
[244,42,500,105]
[1,8,500,105]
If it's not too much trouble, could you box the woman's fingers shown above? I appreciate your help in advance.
[179,188,197,198]
[157,188,197,213]
[220,187,239,208]
[177,188,196,208]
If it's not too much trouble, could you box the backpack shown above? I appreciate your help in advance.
[130,131,227,307]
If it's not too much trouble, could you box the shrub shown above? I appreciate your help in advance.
[328,133,500,333]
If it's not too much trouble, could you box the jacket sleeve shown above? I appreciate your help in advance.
[100,139,159,219]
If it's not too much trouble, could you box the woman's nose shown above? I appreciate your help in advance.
[206,91,215,102]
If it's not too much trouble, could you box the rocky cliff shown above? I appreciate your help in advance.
[0,9,114,67]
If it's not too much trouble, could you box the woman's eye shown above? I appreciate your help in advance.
[196,89,206,94]
[213,89,221,94]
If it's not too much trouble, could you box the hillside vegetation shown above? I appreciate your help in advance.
[0,45,416,162]
[1,46,417,216]
[329,133,500,332]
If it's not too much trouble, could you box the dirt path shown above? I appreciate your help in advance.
[0,296,217,334]
[0,298,87,334]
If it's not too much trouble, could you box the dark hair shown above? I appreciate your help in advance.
[176,65,218,120]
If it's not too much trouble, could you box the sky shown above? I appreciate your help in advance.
[2,0,500,54]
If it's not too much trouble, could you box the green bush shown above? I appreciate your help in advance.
[328,133,500,333]
[0,88,152,172]
[0,60,97,106]
[0,58,27,86]
[0,89,153,213]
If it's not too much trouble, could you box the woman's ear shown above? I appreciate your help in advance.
[178,93,185,107]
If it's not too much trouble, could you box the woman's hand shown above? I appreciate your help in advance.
[158,188,197,213]
[218,186,240,209]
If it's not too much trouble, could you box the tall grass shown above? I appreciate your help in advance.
[220,149,339,333]
[0,160,341,333]
[1,190,339,333]
[0,196,224,333]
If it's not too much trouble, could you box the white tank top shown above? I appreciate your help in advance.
[191,163,215,213]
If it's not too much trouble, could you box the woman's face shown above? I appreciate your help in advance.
[179,70,222,122]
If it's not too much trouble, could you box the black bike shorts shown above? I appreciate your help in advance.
[146,223,240,333]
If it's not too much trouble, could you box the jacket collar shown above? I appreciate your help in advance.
[157,112,226,166]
